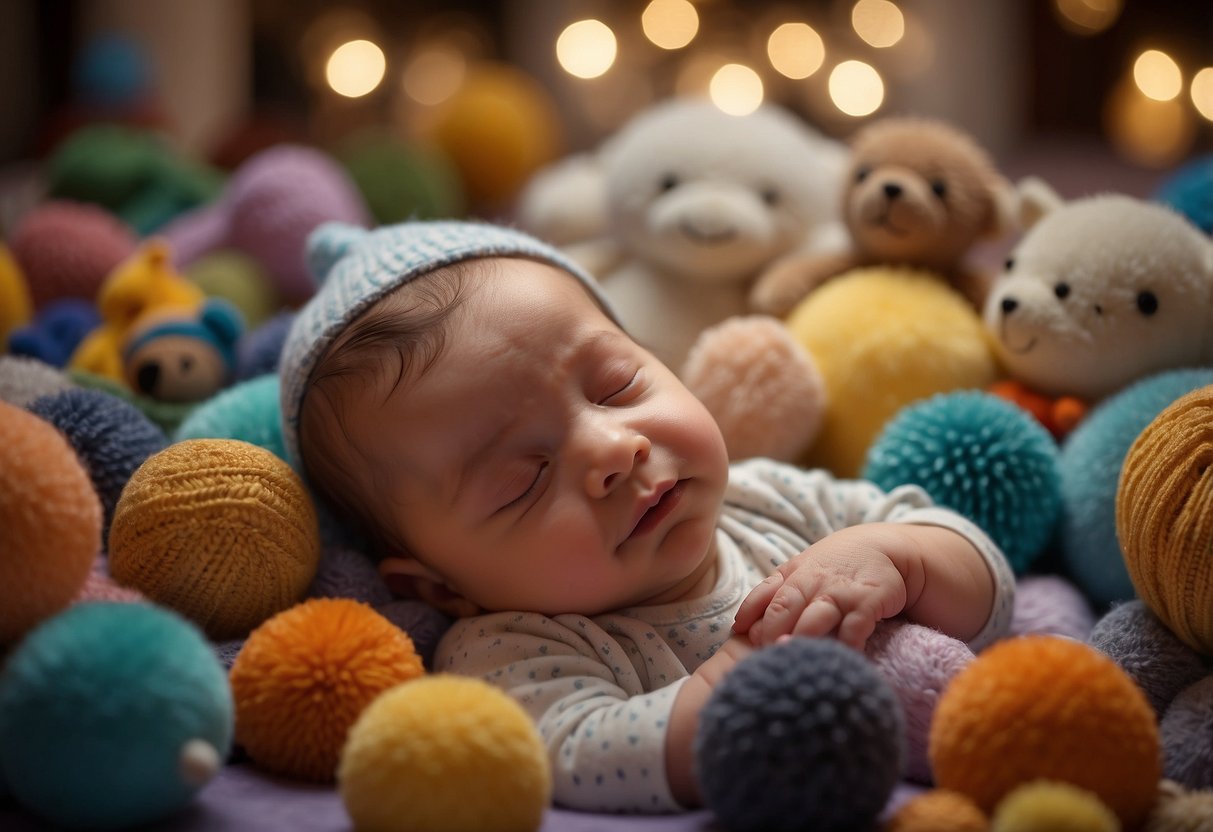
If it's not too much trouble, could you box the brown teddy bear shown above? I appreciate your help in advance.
[749,117,1015,318]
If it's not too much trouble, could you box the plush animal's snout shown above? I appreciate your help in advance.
[882,182,902,200]
[1001,297,1018,315]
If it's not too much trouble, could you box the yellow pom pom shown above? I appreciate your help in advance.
[0,244,32,346]
[230,598,425,782]
[109,439,320,639]
[0,400,99,643]
[991,781,1120,832]
[1118,384,1213,653]
[339,675,551,832]
[929,636,1159,829]
[885,789,988,832]
[786,267,997,477]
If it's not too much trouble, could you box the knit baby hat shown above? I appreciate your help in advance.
[278,220,617,468]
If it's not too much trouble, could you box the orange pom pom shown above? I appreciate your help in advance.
[0,400,99,643]
[886,789,988,832]
[929,635,1160,829]
[230,598,425,782]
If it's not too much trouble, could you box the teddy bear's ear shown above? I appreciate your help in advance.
[1015,176,1065,229]
[199,298,244,348]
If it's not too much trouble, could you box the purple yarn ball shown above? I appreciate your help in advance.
[1161,675,1213,790]
[1090,600,1210,717]
[375,599,452,671]
[865,622,973,784]
[307,544,393,607]
[695,637,903,832]
[235,310,294,382]
[1010,574,1096,641]
[27,387,168,542]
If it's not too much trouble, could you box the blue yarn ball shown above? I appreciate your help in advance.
[863,390,1060,574]
[1155,155,1213,234]
[0,603,233,830]
[173,374,285,461]
[235,310,295,382]
[8,299,101,368]
[1059,368,1213,606]
[694,638,903,832]
[27,387,167,541]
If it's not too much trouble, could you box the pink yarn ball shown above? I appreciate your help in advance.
[9,201,137,309]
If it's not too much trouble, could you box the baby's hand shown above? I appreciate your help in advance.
[732,527,909,652]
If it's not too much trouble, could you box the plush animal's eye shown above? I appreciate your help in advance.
[930,179,947,199]
[855,166,870,184]
[659,173,679,192]
[1137,290,1158,316]
[1054,282,1070,300]
[1004,257,1015,271]
[760,187,780,206]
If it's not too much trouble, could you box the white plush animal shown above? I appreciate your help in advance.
[586,98,846,370]
[985,179,1213,402]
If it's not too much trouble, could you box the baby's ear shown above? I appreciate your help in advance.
[379,556,482,618]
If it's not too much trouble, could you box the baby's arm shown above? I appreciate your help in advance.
[732,522,994,651]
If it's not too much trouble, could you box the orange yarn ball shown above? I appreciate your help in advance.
[1117,385,1213,654]
[929,635,1160,829]
[885,789,988,832]
[109,439,320,639]
[0,400,99,643]
[230,598,424,782]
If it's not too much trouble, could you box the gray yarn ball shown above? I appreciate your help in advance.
[694,637,903,832]
[307,544,393,607]
[1090,600,1210,716]
[1161,676,1213,790]
[375,599,452,670]
[0,355,74,408]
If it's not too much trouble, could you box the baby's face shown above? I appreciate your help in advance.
[352,259,730,615]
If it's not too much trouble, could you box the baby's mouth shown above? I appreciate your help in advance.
[626,481,685,542]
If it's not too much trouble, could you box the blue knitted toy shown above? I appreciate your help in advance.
[27,386,168,542]
[0,602,233,830]
[174,373,285,461]
[863,390,1061,574]
[1059,368,1213,606]
[694,637,903,832]
[1155,154,1213,234]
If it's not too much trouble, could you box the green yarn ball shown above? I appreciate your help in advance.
[185,249,281,329]
[338,133,465,224]
[174,374,284,461]
[864,390,1061,573]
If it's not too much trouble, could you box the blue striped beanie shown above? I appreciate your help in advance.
[279,220,616,469]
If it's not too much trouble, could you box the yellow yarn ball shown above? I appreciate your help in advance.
[1117,385,1213,654]
[109,439,320,640]
[0,400,99,643]
[339,675,551,832]
[230,598,426,782]
[786,267,997,477]
[929,636,1160,829]
[991,781,1120,832]
[885,789,988,832]
[0,243,32,347]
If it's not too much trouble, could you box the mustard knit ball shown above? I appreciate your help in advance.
[786,267,998,477]
[990,781,1120,832]
[109,439,320,640]
[929,635,1160,829]
[339,675,551,832]
[885,789,988,832]
[0,400,100,644]
[1117,385,1213,654]
[230,598,425,782]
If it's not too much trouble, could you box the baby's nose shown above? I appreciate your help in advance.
[585,429,651,498]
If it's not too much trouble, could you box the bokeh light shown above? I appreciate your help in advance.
[709,64,764,116]
[1192,68,1213,121]
[402,44,467,106]
[642,0,699,50]
[1053,0,1122,36]
[767,23,826,80]
[556,19,617,79]
[326,40,386,98]
[852,0,905,49]
[1105,76,1194,168]
[1133,49,1182,101]
[828,60,884,117]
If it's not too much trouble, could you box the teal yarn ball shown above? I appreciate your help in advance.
[0,602,233,830]
[1059,367,1213,606]
[174,373,284,461]
[863,390,1060,574]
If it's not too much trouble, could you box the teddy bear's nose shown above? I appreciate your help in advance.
[883,182,902,199]
[135,362,160,394]
[1001,297,1019,315]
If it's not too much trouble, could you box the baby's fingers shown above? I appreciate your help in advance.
[733,574,783,634]
[837,610,878,653]
[791,597,843,640]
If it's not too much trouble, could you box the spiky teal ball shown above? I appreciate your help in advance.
[863,390,1060,574]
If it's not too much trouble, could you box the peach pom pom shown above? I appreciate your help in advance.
[885,789,988,832]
